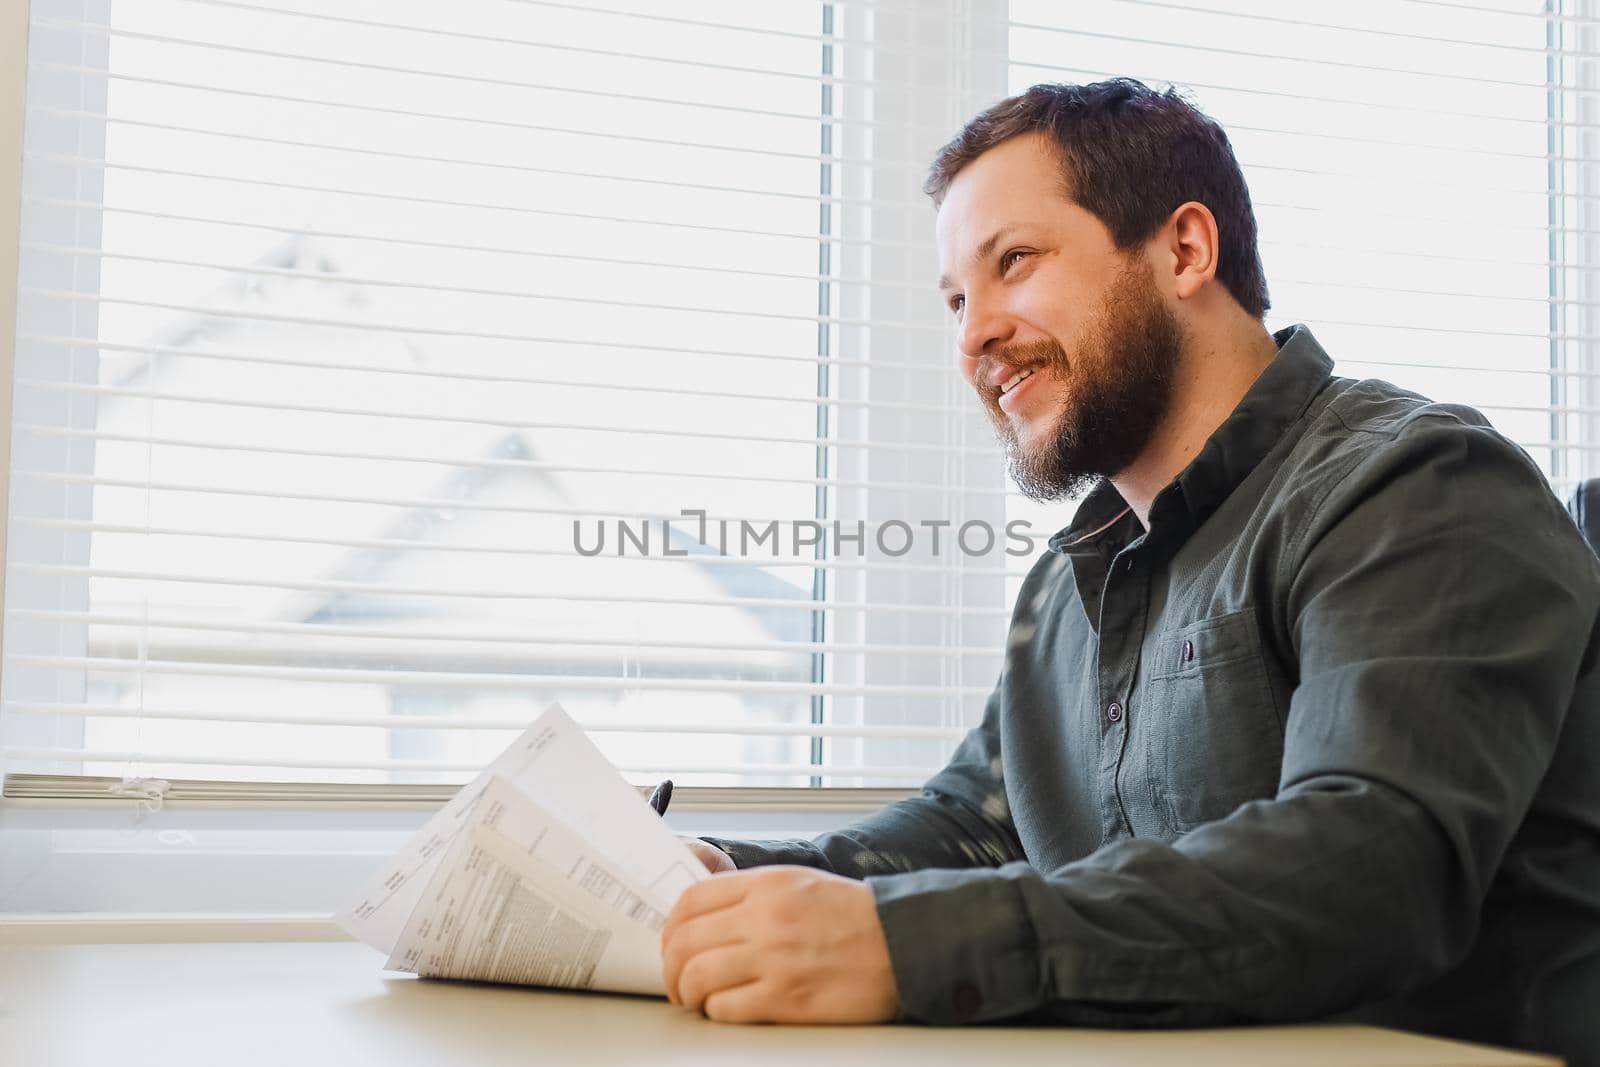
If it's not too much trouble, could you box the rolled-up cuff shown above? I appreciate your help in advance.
[867,865,1042,1025]
[697,836,835,872]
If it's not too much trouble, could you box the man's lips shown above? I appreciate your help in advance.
[997,364,1045,417]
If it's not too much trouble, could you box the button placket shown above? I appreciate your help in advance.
[1093,543,1148,842]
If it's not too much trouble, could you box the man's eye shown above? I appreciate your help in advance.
[948,295,965,316]
[1001,249,1029,272]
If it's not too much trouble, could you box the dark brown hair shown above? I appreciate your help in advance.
[925,78,1270,319]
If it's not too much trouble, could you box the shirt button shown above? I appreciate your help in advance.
[1183,639,1195,663]
[1106,701,1124,723]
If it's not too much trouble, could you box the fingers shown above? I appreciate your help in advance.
[674,944,763,1015]
[685,840,737,874]
[662,868,899,1025]
[661,911,744,1005]
[701,980,770,1024]
[660,869,758,943]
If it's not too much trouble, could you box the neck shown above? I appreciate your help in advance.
[1111,320,1279,530]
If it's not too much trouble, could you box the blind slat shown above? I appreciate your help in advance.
[1009,20,1558,92]
[21,349,1600,422]
[2,655,994,698]
[1102,0,1581,58]
[96,0,1600,85]
[4,608,993,659]
[36,237,1600,305]
[1012,57,1571,132]
[12,470,1020,534]
[2,700,970,739]
[20,271,952,334]
[879,0,1600,33]
[41,7,1593,101]
[1398,0,1600,29]
[23,284,1600,345]
[24,176,939,254]
[14,423,1014,499]
[25,23,947,134]
[2,748,937,780]
[38,102,1599,208]
[9,518,1034,581]
[31,15,949,98]
[19,212,940,290]
[34,57,1595,167]
[15,292,953,373]
[44,155,1600,255]
[33,106,891,209]
[35,63,841,167]
[8,564,1017,618]
[14,378,993,456]
[33,421,1600,462]
[17,248,952,335]
[18,334,971,421]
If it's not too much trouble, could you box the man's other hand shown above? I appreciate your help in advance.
[680,837,737,874]
[660,866,900,1024]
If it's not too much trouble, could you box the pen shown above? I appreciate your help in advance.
[647,778,673,817]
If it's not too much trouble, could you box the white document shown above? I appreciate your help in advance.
[335,702,706,993]
[386,775,667,995]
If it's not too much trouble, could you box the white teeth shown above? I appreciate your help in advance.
[1000,368,1035,395]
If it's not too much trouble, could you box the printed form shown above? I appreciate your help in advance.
[335,704,706,995]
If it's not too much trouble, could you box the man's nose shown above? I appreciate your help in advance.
[956,293,1015,368]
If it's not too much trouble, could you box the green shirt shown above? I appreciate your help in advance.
[709,325,1600,1065]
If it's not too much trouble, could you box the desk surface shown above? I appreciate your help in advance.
[0,941,1561,1067]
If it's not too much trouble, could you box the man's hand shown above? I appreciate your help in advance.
[660,866,900,1024]
[680,837,737,874]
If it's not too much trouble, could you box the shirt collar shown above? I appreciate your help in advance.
[1047,323,1334,555]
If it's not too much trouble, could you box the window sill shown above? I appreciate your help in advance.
[0,792,882,918]
[0,913,349,943]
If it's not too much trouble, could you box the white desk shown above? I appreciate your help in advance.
[0,941,1561,1066]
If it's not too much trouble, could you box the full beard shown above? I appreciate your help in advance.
[978,259,1183,502]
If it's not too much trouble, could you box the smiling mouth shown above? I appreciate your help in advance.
[999,367,1037,396]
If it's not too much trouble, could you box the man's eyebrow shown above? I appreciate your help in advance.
[937,224,1023,292]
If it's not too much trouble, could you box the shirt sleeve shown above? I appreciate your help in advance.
[864,414,1599,1025]
[701,684,1025,878]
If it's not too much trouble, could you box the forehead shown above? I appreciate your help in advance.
[936,134,1067,239]
[934,132,1102,278]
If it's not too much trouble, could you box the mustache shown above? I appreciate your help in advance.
[974,339,1067,402]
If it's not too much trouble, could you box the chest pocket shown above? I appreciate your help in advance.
[1142,608,1283,834]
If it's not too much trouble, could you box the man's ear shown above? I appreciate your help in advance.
[1165,201,1220,302]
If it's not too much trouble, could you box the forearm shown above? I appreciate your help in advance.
[868,777,1466,1025]
[705,685,1024,879]
[704,787,1025,878]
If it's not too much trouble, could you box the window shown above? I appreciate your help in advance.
[3,0,1014,803]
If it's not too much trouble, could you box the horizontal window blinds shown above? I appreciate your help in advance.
[1006,0,1598,515]
[6,0,1595,796]
[3,0,1013,791]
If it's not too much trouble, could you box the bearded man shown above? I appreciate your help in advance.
[659,79,1600,1067]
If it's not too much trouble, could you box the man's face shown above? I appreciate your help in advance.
[935,132,1184,501]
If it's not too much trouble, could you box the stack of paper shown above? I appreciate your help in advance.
[335,704,707,996]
